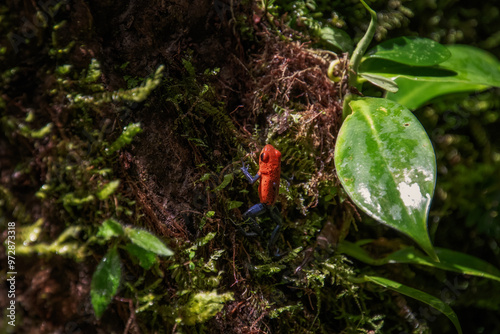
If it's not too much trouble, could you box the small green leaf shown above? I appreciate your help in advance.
[364,275,462,334]
[227,201,243,210]
[199,173,211,182]
[318,26,353,53]
[97,219,124,240]
[96,180,120,200]
[360,73,399,93]
[339,241,500,283]
[126,227,174,256]
[196,231,217,247]
[365,37,451,66]
[91,247,121,319]
[214,173,233,192]
[335,97,437,259]
[124,243,157,270]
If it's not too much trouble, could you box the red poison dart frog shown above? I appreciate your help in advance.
[239,144,283,256]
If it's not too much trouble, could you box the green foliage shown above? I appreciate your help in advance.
[1,50,176,325]
[96,180,121,200]
[332,2,500,332]
[124,243,157,270]
[180,291,234,325]
[69,62,165,107]
[4,0,499,332]
[91,247,121,319]
[361,44,500,109]
[167,55,239,158]
[365,36,451,66]
[271,0,354,52]
[15,224,87,261]
[165,232,232,327]
[90,220,173,317]
[363,275,462,334]
[339,241,500,282]
[335,97,437,259]
[107,123,143,154]
[125,227,174,256]
[97,219,125,240]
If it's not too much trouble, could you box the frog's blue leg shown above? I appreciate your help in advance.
[241,162,260,184]
[268,206,283,257]
[234,203,267,237]
[243,203,267,219]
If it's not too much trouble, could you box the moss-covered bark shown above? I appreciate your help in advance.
[1,0,499,333]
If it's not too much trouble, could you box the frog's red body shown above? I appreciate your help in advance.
[239,144,283,257]
[257,144,281,206]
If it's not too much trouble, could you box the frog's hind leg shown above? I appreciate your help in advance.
[268,206,283,257]
[234,203,267,237]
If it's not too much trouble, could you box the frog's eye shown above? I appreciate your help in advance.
[260,152,269,162]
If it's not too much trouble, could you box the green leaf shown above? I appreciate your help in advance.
[364,275,462,334]
[338,241,500,283]
[334,97,437,259]
[318,26,353,53]
[385,78,488,110]
[124,243,157,270]
[96,180,120,200]
[195,231,217,247]
[365,36,451,66]
[359,73,399,93]
[434,248,500,282]
[97,219,124,240]
[361,45,500,85]
[227,200,243,210]
[91,247,121,319]
[214,173,233,192]
[126,227,174,256]
[361,45,500,109]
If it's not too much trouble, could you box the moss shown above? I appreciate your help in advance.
[180,290,234,326]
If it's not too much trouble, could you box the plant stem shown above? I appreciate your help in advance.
[349,0,377,89]
[342,0,378,120]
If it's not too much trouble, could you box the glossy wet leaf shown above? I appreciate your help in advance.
[360,73,399,92]
[361,45,500,109]
[126,227,174,256]
[364,275,462,334]
[91,247,121,319]
[361,45,500,85]
[334,97,437,259]
[385,78,487,110]
[339,241,500,282]
[365,36,451,66]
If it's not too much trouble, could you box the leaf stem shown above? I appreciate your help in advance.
[342,0,378,120]
[349,0,377,88]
